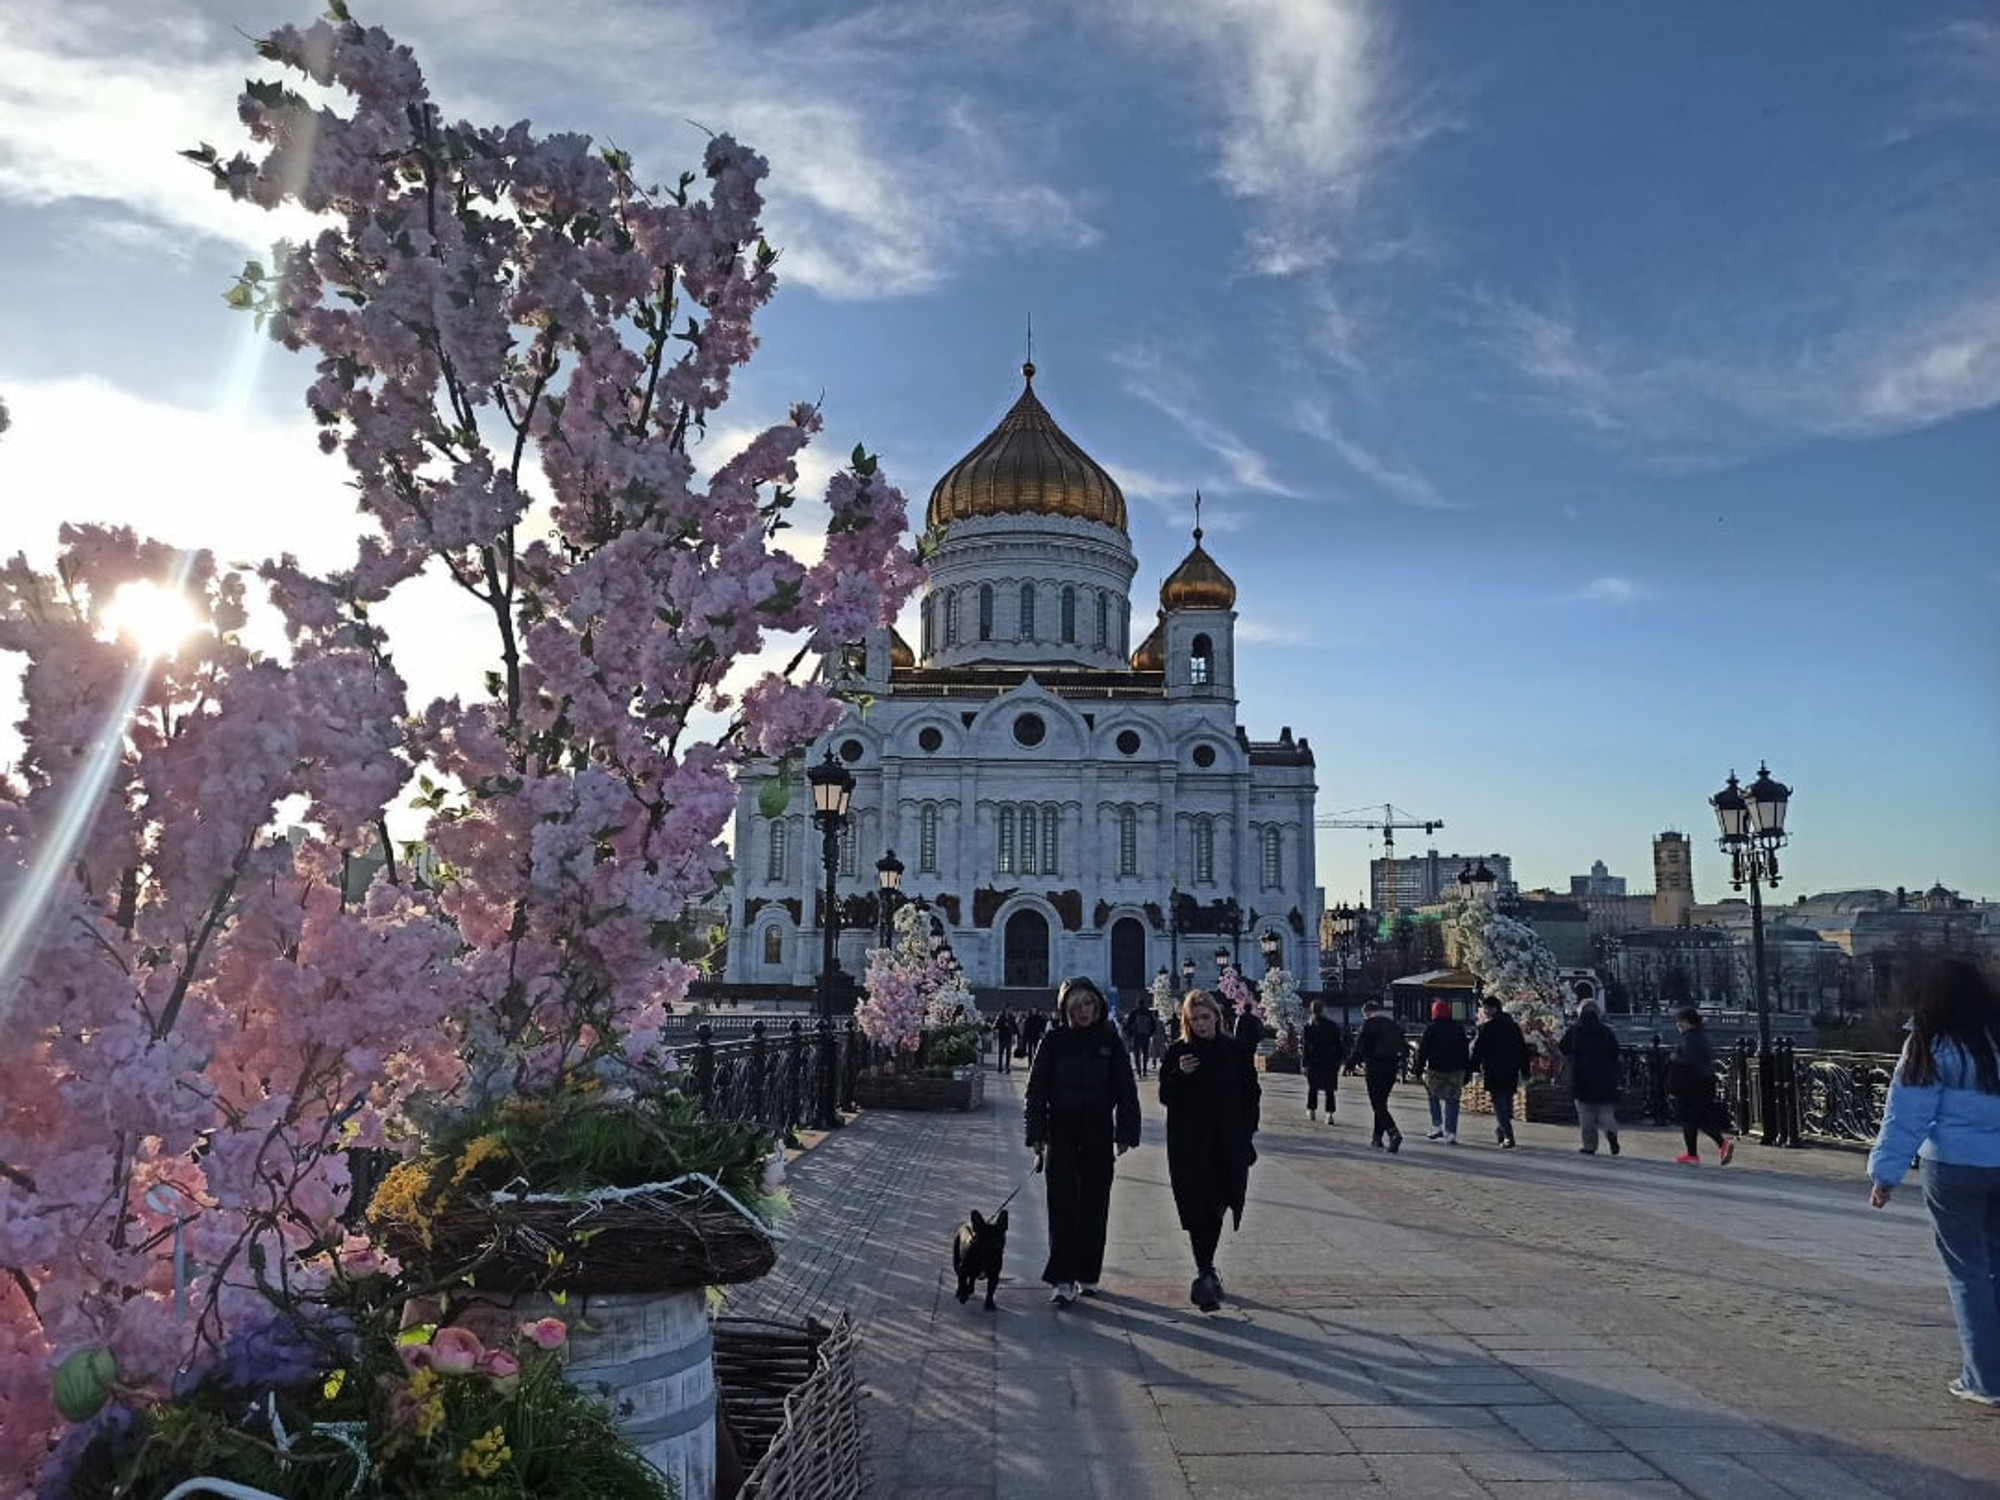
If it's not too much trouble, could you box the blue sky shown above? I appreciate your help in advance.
[2,1,1996,907]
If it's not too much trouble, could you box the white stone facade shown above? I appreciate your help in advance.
[723,372,1323,1003]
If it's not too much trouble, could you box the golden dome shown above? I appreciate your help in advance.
[926,363,1127,533]
[1160,526,1236,611]
[1130,619,1165,671]
[888,629,915,669]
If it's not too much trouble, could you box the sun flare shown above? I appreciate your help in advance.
[100,580,205,658]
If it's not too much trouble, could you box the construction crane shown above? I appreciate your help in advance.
[1315,804,1444,918]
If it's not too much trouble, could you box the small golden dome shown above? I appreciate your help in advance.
[1160,527,1236,611]
[888,629,915,669]
[1130,619,1165,671]
[927,363,1127,533]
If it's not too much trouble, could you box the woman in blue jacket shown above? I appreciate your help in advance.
[1867,958,2000,1407]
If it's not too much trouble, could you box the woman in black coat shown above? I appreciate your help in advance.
[1159,990,1261,1312]
[1467,994,1532,1149]
[1024,977,1142,1306]
[1300,997,1344,1124]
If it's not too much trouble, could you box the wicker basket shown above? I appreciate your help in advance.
[392,1176,778,1295]
[732,1311,863,1500]
[852,1064,984,1112]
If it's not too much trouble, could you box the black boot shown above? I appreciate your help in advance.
[1607,1131,1621,1156]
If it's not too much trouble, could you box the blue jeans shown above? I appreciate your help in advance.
[1425,1071,1463,1135]
[1490,1087,1517,1142]
[1922,1158,2000,1398]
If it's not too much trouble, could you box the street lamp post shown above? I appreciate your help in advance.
[1710,762,1792,1143]
[1180,956,1196,995]
[875,848,904,948]
[1259,927,1281,977]
[807,748,855,1130]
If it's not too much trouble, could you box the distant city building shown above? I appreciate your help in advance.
[1370,851,1514,914]
[1570,859,1626,898]
[1651,831,1694,928]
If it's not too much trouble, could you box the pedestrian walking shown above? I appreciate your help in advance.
[1667,1006,1735,1164]
[1020,1006,1048,1065]
[1413,999,1471,1144]
[1468,994,1532,1149]
[1159,990,1261,1312]
[994,1006,1019,1074]
[1348,998,1406,1152]
[1559,998,1622,1155]
[1023,977,1141,1306]
[1301,998,1343,1123]
[1866,958,2000,1407]
[1560,1004,1624,1160]
[1125,1003,1158,1078]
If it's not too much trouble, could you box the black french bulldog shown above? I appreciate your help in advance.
[952,1208,1008,1310]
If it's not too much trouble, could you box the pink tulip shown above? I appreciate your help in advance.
[521,1316,568,1350]
[480,1348,521,1392]
[429,1326,485,1374]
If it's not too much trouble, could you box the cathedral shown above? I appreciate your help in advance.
[723,363,1323,1004]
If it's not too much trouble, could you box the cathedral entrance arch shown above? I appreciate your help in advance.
[1109,917,1147,996]
[1003,909,1050,989]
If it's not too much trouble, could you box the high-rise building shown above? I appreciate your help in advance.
[1370,851,1514,914]
[1651,831,1694,928]
[1569,859,1626,898]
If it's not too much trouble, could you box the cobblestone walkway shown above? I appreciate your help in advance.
[720,1067,1998,1499]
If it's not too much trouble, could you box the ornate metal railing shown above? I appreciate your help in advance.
[681,1020,891,1139]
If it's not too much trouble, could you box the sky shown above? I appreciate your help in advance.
[2,0,1997,911]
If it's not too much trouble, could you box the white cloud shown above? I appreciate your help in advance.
[1574,577,1644,606]
[1470,285,2000,458]
[1285,397,1448,509]
[1111,346,1302,498]
[0,0,1096,302]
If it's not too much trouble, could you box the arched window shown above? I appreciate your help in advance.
[1040,804,1059,875]
[1192,816,1215,884]
[978,583,993,641]
[761,925,784,965]
[838,822,856,878]
[1096,591,1109,648]
[766,819,788,882]
[1060,586,1076,643]
[921,596,933,657]
[1019,583,1036,639]
[943,590,959,647]
[1119,599,1130,655]
[1190,632,1213,686]
[919,804,940,872]
[1261,826,1282,888]
[1118,807,1138,877]
[1019,804,1038,875]
[998,806,1016,874]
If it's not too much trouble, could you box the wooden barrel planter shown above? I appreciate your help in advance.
[852,1063,985,1112]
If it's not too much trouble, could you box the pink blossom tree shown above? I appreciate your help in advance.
[1,6,920,1489]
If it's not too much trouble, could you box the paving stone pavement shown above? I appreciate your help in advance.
[719,1065,2000,1499]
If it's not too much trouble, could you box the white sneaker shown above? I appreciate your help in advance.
[1079,1282,1101,1297]
[1426,1128,1445,1141]
[1445,1133,1459,1145]
[1307,1108,1318,1122]
[1050,1281,1078,1306]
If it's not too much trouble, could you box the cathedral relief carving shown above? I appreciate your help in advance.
[974,886,1084,931]
[744,896,802,926]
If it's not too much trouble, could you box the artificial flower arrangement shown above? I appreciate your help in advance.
[858,902,982,1071]
[369,1075,788,1294]
[42,1253,678,1500]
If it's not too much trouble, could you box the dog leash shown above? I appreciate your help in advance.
[993,1155,1043,1213]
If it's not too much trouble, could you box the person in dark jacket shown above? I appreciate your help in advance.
[1559,997,1623,1155]
[994,1007,1020,1074]
[1348,998,1406,1152]
[1413,999,1472,1144]
[1159,990,1261,1312]
[1668,1006,1735,1165]
[1019,1006,1048,1064]
[1301,998,1344,1124]
[1024,977,1142,1305]
[1468,994,1533,1149]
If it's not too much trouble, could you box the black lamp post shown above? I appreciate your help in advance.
[1180,956,1196,993]
[1711,764,1792,1057]
[875,848,904,948]
[1259,927,1282,977]
[807,748,854,1130]
[1214,944,1231,982]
